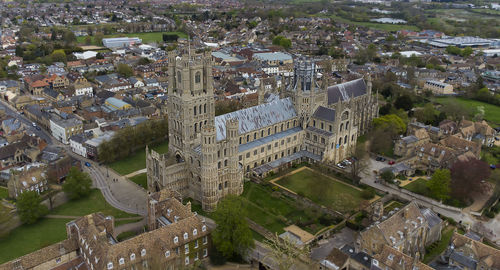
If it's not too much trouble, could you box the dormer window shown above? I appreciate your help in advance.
[202,225,206,232]
[119,258,124,265]
[141,249,146,257]
[107,262,113,269]
[184,232,188,240]
[193,229,198,236]
[174,236,179,244]
[165,250,170,258]
[130,253,135,261]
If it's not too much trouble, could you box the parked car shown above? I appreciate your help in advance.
[85,162,91,167]
[32,122,36,127]
[388,160,395,165]
[337,163,345,169]
[35,126,41,131]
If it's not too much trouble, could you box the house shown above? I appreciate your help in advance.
[444,232,500,270]
[0,134,46,169]
[73,82,93,96]
[49,115,83,144]
[69,133,91,158]
[7,163,48,198]
[424,80,454,95]
[128,77,145,88]
[357,201,442,258]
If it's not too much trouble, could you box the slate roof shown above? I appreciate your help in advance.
[312,106,336,122]
[327,78,367,104]
[214,98,297,141]
[420,207,442,229]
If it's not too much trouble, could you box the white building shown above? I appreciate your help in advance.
[69,134,89,158]
[50,116,83,144]
[74,84,93,96]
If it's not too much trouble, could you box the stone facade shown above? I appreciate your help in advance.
[147,52,378,211]
[357,202,442,259]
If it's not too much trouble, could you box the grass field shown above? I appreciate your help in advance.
[276,169,365,214]
[0,218,72,264]
[0,187,8,199]
[109,140,169,175]
[76,31,188,45]
[129,173,147,189]
[51,189,138,218]
[433,97,500,125]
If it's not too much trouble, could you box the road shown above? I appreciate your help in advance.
[1,99,147,216]
[361,158,500,245]
[0,99,52,143]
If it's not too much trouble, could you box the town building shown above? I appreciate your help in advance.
[49,115,84,144]
[7,163,48,198]
[424,80,454,95]
[102,37,142,49]
[147,51,378,211]
[443,232,500,270]
[357,201,443,258]
[0,189,211,270]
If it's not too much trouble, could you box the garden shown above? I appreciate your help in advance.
[275,168,369,214]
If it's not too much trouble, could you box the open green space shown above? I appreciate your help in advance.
[403,178,430,197]
[433,97,500,125]
[277,169,365,214]
[0,218,72,264]
[76,31,188,45]
[108,140,169,175]
[423,227,455,263]
[242,181,335,234]
[114,217,144,227]
[116,231,138,242]
[0,187,8,199]
[482,146,500,166]
[51,189,138,218]
[129,173,147,189]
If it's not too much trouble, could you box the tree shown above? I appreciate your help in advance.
[117,63,133,78]
[62,167,92,200]
[426,169,451,201]
[0,204,14,238]
[17,191,48,224]
[373,114,406,135]
[441,100,470,122]
[272,35,291,50]
[264,233,311,270]
[351,142,368,182]
[63,31,76,45]
[414,103,437,125]
[51,49,67,63]
[380,170,395,183]
[95,32,104,46]
[394,94,413,111]
[450,159,491,203]
[137,57,151,65]
[212,195,254,260]
[84,36,92,45]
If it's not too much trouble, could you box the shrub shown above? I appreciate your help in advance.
[485,210,495,218]
[319,215,336,226]
[297,191,305,197]
[361,188,376,200]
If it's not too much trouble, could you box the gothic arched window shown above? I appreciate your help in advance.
[177,71,182,83]
[195,71,201,84]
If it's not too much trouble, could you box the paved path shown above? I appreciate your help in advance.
[85,164,148,216]
[114,218,147,236]
[124,168,147,178]
[362,158,500,245]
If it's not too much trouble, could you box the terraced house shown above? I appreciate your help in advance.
[147,51,378,211]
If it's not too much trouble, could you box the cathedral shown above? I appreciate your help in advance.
[146,51,378,211]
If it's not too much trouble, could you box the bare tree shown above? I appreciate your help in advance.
[263,233,311,270]
[351,142,369,183]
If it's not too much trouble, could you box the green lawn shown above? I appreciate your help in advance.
[481,146,500,166]
[0,187,8,199]
[51,189,138,218]
[77,31,188,45]
[0,218,72,264]
[423,227,455,263]
[114,217,143,227]
[108,140,169,175]
[403,178,430,197]
[277,169,365,214]
[433,97,500,125]
[129,173,147,189]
